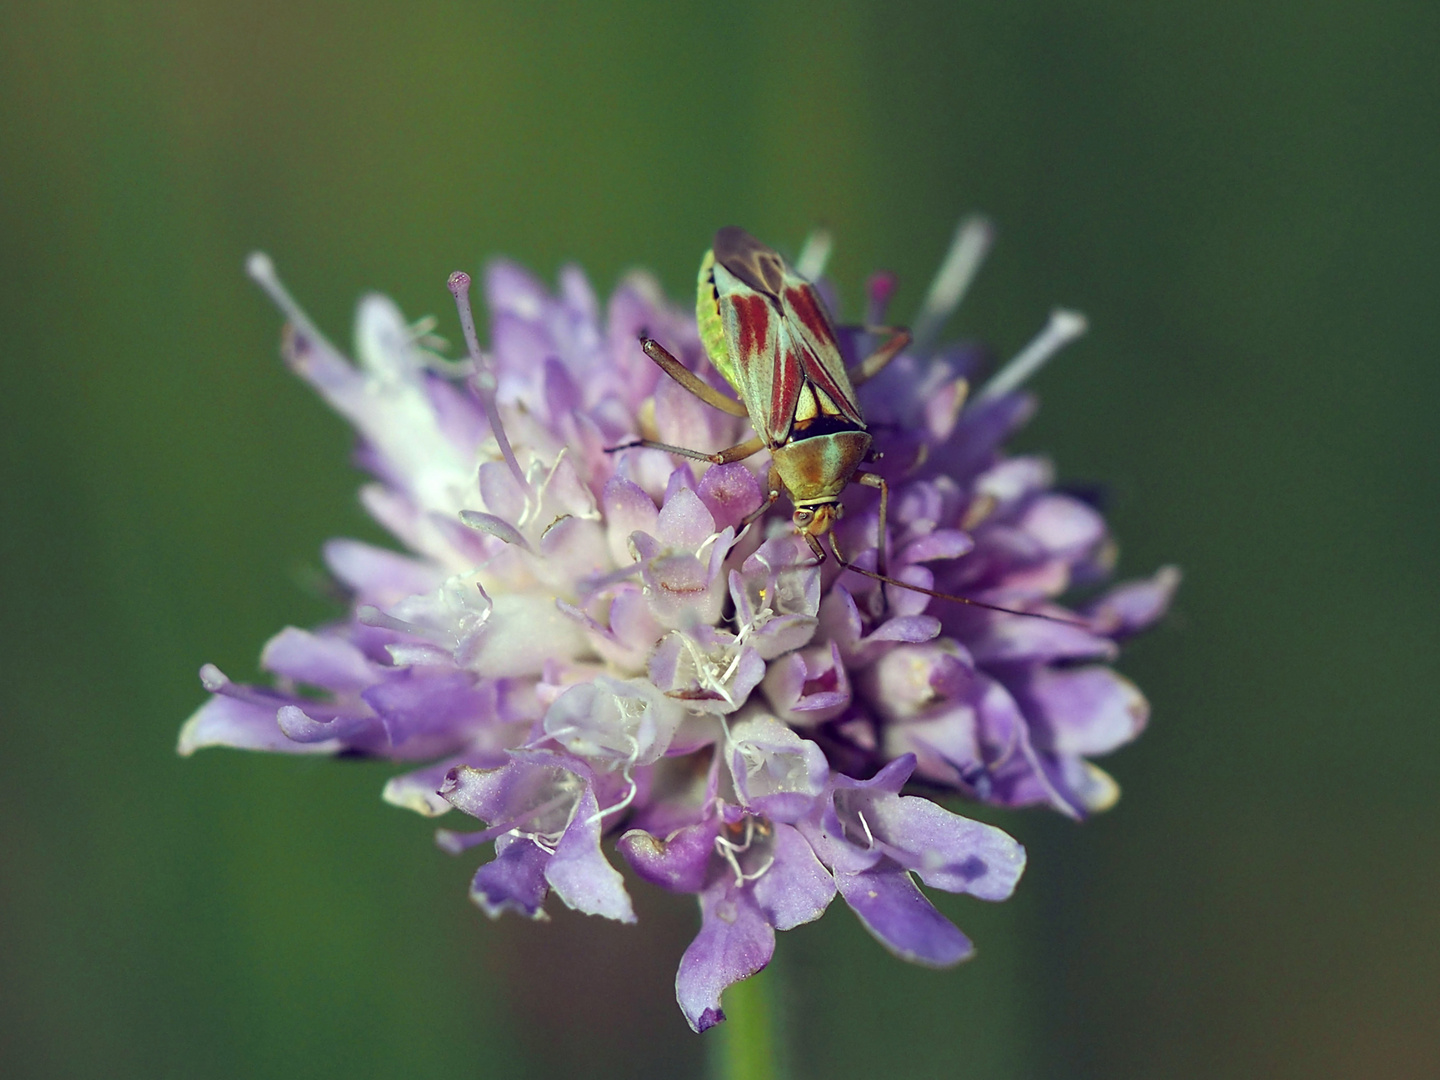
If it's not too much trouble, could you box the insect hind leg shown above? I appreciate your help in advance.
[847,326,911,386]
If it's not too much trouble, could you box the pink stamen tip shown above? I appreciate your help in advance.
[867,271,897,305]
[447,270,471,298]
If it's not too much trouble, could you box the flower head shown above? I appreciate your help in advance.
[181,220,1175,1031]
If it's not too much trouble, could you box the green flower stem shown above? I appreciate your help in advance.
[711,965,786,1080]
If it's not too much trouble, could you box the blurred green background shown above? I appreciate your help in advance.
[3,2,1437,1077]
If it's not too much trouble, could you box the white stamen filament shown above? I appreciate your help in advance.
[509,830,559,855]
[716,620,753,688]
[795,228,834,282]
[911,216,995,353]
[973,308,1088,404]
[407,314,466,368]
[694,529,723,564]
[521,449,570,532]
[856,809,876,849]
[502,786,583,853]
[678,633,738,710]
[586,733,641,827]
[713,819,774,888]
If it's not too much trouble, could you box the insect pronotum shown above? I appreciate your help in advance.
[613,226,1082,625]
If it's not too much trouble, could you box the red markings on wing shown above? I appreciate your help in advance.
[783,284,864,425]
[732,293,770,365]
[770,344,802,441]
[785,283,833,344]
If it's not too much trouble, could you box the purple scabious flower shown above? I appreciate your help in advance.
[180,220,1176,1032]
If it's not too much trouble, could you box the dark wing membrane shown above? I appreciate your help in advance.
[713,226,788,298]
[780,282,865,426]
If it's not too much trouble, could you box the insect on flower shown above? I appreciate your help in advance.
[614,226,1074,622]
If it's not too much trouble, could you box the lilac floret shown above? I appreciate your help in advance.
[184,224,1176,1030]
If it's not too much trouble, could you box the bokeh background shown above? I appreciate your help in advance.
[3,3,1437,1077]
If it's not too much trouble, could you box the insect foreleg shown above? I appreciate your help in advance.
[803,531,827,565]
[640,337,750,417]
[848,327,911,386]
[740,484,782,531]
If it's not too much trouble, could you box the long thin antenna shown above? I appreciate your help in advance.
[829,532,1093,629]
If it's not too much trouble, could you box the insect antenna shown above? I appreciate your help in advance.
[827,534,1093,630]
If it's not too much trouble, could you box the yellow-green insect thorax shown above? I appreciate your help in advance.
[695,248,740,390]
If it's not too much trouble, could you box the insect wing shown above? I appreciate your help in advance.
[778,275,864,427]
[713,259,799,447]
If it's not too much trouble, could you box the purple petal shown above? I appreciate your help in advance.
[544,784,636,922]
[619,818,722,894]
[471,833,552,920]
[655,486,717,550]
[947,393,1037,479]
[728,714,829,823]
[361,670,499,755]
[863,794,1026,900]
[761,642,851,724]
[485,259,551,321]
[675,880,774,1033]
[1018,494,1106,558]
[441,757,580,831]
[382,755,476,816]
[477,460,528,525]
[1084,565,1181,637]
[697,463,763,532]
[542,356,580,423]
[861,639,975,723]
[322,539,443,605]
[750,823,836,930]
[899,529,975,565]
[834,861,973,967]
[276,704,380,745]
[1007,664,1149,758]
[177,693,337,756]
[867,615,943,646]
[960,610,1116,665]
[602,476,659,565]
